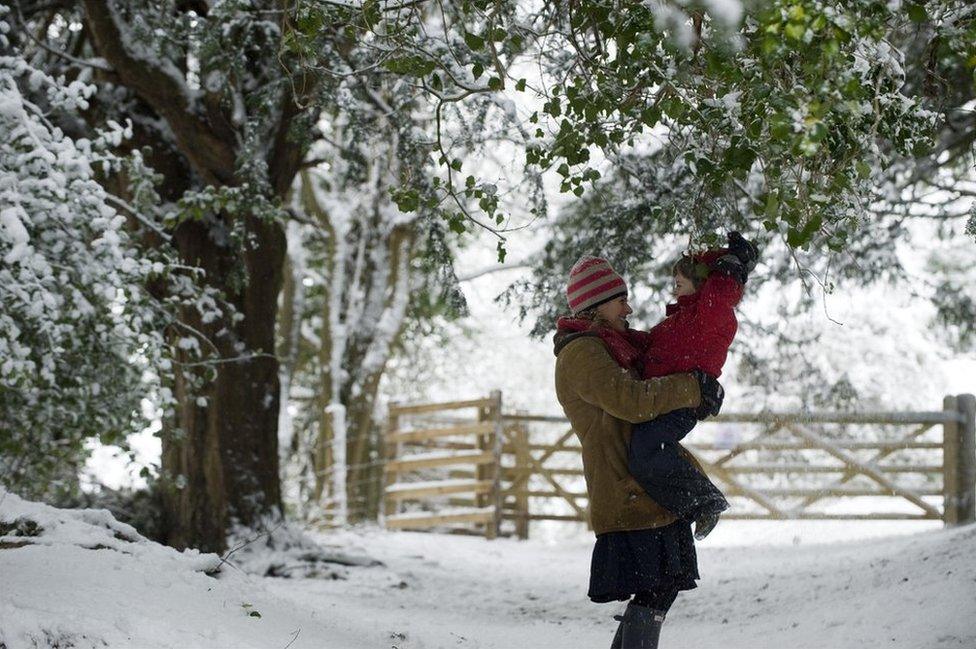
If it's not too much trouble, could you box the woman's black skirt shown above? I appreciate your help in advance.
[587,519,700,603]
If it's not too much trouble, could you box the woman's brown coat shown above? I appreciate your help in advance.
[554,331,703,535]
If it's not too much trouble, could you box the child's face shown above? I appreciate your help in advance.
[673,272,696,298]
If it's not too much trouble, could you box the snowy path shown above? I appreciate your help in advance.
[266,524,976,649]
[3,489,974,649]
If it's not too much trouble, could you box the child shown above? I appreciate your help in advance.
[628,231,758,540]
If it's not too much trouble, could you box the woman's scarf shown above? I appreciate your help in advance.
[556,316,647,373]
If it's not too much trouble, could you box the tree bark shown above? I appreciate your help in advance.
[163,216,286,552]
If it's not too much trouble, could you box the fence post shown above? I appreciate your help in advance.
[480,390,503,540]
[382,404,401,525]
[956,394,976,525]
[943,396,960,525]
[513,422,531,540]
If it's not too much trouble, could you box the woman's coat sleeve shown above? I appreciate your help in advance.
[556,337,701,423]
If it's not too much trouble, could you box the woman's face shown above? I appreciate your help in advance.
[596,295,632,332]
[673,271,696,298]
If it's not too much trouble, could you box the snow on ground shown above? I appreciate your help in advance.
[3,489,975,649]
[0,490,344,649]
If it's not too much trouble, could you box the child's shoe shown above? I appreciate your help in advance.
[693,511,721,540]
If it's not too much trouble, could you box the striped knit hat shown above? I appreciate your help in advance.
[566,256,627,315]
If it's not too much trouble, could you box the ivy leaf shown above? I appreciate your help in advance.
[785,23,806,41]
[906,3,928,22]
[448,214,466,234]
[384,56,436,77]
[764,191,780,219]
[464,31,485,50]
[391,188,420,213]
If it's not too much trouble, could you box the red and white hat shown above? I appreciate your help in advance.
[566,256,627,315]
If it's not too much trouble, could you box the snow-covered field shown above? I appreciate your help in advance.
[2,489,974,649]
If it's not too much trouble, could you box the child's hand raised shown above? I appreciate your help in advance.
[727,231,759,273]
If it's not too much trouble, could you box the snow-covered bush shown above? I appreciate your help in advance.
[0,8,215,501]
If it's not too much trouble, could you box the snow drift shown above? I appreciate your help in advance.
[0,489,355,648]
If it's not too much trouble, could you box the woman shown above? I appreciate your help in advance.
[553,256,724,649]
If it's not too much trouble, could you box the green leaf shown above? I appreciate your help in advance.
[769,113,792,142]
[295,10,324,35]
[361,0,380,27]
[448,214,466,234]
[450,159,463,172]
[487,77,503,91]
[661,97,686,120]
[906,3,928,22]
[491,27,507,41]
[384,56,436,77]
[392,188,420,213]
[472,62,484,80]
[464,31,485,50]
[724,142,757,171]
[640,107,661,127]
[496,240,507,262]
[785,23,806,41]
[764,191,779,219]
[855,160,872,179]
[515,78,526,92]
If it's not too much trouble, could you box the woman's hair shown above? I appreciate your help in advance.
[672,255,710,289]
[572,305,609,329]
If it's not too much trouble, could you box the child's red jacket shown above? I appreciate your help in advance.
[636,250,743,379]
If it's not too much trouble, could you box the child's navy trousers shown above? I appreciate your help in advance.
[628,409,729,521]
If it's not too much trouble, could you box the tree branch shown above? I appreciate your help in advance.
[81,0,237,185]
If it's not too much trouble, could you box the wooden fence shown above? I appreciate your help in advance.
[382,392,504,538]
[381,393,976,539]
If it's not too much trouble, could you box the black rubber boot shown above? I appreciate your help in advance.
[610,619,623,649]
[612,603,666,649]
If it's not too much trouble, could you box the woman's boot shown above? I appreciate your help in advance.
[614,603,666,649]
[610,618,623,649]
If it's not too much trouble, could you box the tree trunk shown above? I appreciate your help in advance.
[344,227,415,521]
[162,215,286,552]
[80,0,307,552]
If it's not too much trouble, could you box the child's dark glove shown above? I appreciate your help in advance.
[727,231,759,274]
[692,370,724,420]
[712,254,748,284]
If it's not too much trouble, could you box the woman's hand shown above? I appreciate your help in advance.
[692,370,725,420]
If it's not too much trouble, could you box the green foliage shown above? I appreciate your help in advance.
[528,1,943,251]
